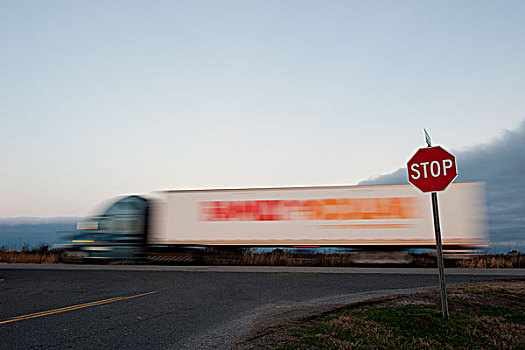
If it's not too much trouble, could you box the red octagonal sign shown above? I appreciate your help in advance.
[407,146,458,192]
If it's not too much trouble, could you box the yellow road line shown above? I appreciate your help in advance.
[0,291,156,325]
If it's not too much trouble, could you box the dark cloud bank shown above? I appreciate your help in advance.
[360,120,525,251]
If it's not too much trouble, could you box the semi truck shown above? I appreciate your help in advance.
[61,182,488,262]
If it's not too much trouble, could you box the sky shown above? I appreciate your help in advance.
[1,1,524,217]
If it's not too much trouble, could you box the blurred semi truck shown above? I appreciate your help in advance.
[61,183,488,262]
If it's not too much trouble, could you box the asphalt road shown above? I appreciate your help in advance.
[0,265,523,349]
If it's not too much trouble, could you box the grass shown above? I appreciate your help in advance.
[457,252,525,268]
[268,281,525,350]
[204,250,525,268]
[204,250,355,267]
[0,244,62,264]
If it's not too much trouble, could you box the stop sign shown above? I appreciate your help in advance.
[407,146,457,192]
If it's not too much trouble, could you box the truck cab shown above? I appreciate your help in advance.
[63,195,149,261]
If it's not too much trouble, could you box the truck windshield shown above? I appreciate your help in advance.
[100,196,148,237]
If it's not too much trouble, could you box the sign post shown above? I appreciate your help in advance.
[407,131,457,319]
[431,191,449,319]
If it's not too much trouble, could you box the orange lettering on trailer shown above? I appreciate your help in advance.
[303,200,321,220]
[320,198,338,220]
[200,197,422,221]
[282,200,302,220]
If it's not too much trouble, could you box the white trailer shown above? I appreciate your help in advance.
[148,182,487,248]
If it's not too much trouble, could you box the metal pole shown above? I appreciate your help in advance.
[431,192,449,319]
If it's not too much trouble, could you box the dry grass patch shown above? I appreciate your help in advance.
[458,252,525,268]
[205,250,525,268]
[0,245,62,264]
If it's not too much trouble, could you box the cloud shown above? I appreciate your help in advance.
[359,119,525,248]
